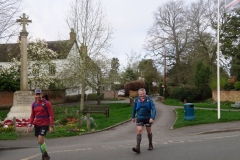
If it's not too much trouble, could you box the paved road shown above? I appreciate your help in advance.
[1,97,240,160]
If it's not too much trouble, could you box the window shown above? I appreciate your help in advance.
[49,63,56,76]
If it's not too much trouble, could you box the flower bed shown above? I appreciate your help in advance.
[3,118,29,127]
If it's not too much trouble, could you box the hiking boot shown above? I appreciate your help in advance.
[148,143,153,150]
[42,152,50,160]
[132,145,140,153]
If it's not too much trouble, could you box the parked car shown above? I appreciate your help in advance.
[118,89,125,96]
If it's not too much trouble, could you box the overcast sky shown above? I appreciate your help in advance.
[21,0,194,68]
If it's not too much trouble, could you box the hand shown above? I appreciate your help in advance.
[149,118,153,124]
[132,118,135,123]
[27,126,31,133]
[49,126,54,133]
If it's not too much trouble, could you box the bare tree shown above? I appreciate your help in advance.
[145,0,189,85]
[0,0,22,42]
[64,0,113,110]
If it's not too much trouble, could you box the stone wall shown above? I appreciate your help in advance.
[0,90,66,107]
[0,91,14,107]
[212,90,240,102]
[42,90,66,104]
[102,90,118,99]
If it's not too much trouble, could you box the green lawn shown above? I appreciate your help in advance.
[163,98,240,129]
[0,103,132,140]
[173,108,240,128]
[46,103,132,139]
[164,98,235,109]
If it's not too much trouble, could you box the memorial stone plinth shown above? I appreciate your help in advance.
[5,91,34,121]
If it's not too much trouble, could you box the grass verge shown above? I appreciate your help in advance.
[164,98,235,109]
[46,103,132,139]
[164,98,240,129]
[173,108,240,129]
[0,132,18,140]
[1,103,132,140]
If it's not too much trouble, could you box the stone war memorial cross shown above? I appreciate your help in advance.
[4,13,35,131]
[17,13,32,90]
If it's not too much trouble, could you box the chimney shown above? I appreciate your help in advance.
[70,28,76,42]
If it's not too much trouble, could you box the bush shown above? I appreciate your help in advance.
[87,93,104,100]
[66,94,86,102]
[231,101,240,108]
[223,82,235,90]
[170,85,200,102]
[198,85,212,101]
[158,82,169,97]
[235,82,240,90]
[205,98,216,104]
[81,116,96,128]
[0,126,14,133]
[124,80,146,96]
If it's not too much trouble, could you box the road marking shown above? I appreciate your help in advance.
[204,136,224,139]
[20,153,41,160]
[224,135,239,138]
[204,135,239,140]
[20,148,91,160]
[187,139,202,142]
[119,144,132,148]
[102,145,115,150]
[168,140,185,143]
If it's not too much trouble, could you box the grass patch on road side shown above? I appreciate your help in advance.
[46,103,132,139]
[0,132,18,140]
[173,108,240,129]
[164,98,235,110]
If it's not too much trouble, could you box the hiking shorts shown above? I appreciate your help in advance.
[136,119,152,127]
[34,125,49,137]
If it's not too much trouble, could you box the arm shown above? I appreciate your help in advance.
[132,100,137,122]
[27,103,35,133]
[46,101,54,125]
[46,101,54,133]
[150,99,156,120]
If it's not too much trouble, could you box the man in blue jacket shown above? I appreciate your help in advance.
[131,88,156,153]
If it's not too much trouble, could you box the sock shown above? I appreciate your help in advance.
[40,143,47,154]
[137,134,141,144]
[39,145,44,154]
[148,133,152,144]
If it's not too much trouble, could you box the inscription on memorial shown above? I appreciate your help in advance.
[14,91,34,106]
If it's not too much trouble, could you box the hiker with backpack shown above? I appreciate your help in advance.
[27,88,54,160]
[131,88,156,153]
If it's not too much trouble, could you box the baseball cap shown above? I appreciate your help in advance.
[35,88,42,94]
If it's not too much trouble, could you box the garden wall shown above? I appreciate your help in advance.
[212,90,240,102]
[0,90,66,108]
[0,91,14,107]
[102,90,118,99]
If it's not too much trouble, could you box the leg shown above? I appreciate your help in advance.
[35,126,50,160]
[146,125,153,150]
[132,122,143,153]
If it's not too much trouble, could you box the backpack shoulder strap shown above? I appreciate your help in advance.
[32,101,37,109]
[42,100,49,116]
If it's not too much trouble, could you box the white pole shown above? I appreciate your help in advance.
[217,0,221,119]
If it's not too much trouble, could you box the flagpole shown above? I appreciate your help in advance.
[217,0,221,119]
